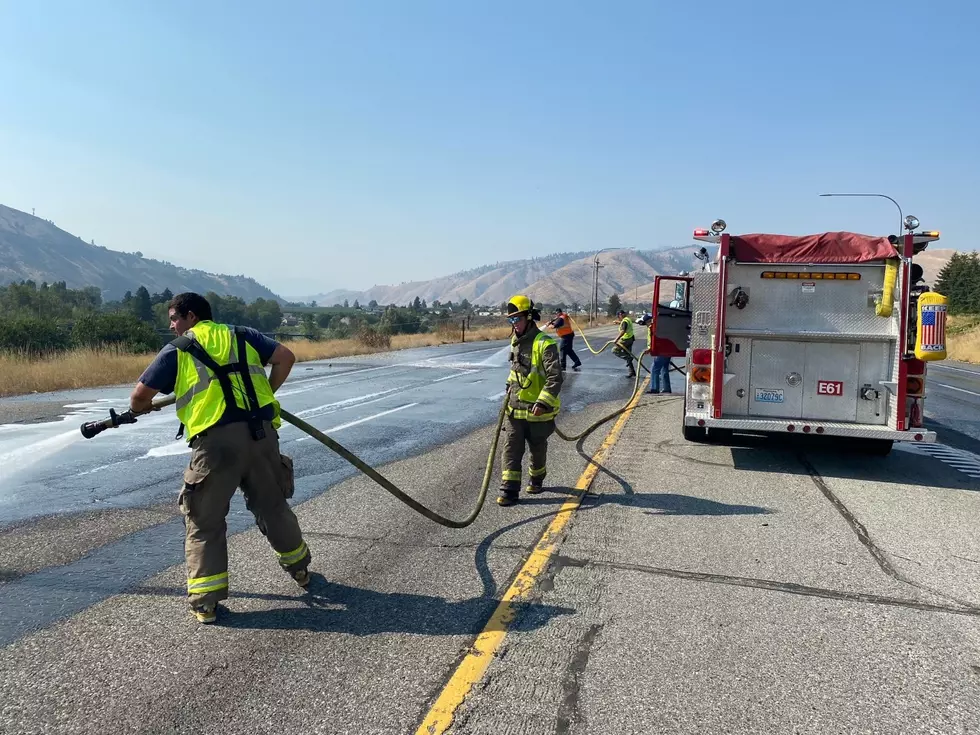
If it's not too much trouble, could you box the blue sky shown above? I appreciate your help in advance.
[1,0,977,299]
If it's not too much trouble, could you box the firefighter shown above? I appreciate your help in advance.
[129,292,312,624]
[498,295,564,506]
[546,307,582,372]
[613,309,636,378]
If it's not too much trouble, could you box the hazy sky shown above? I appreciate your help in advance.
[1,1,977,299]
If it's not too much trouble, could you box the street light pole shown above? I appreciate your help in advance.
[819,192,904,238]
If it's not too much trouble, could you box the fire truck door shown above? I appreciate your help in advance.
[651,277,692,357]
[801,343,860,422]
[748,340,804,419]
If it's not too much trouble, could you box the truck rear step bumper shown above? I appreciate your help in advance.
[683,416,936,443]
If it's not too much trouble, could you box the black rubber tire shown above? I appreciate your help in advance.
[683,422,709,442]
[862,439,894,456]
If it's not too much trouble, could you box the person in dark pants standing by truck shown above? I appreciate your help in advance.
[546,307,582,372]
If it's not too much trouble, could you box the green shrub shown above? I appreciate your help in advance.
[71,312,163,353]
[0,318,71,355]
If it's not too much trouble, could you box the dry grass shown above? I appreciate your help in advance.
[0,325,518,397]
[947,319,980,364]
[0,347,153,397]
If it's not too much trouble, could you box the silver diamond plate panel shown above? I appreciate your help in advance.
[724,264,898,338]
[682,416,936,442]
[689,272,718,351]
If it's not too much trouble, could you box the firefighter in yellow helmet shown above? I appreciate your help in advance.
[499,295,564,506]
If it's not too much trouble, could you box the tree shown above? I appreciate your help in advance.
[132,286,154,323]
[459,298,471,312]
[607,293,623,317]
[368,299,378,310]
[343,299,349,309]
[412,296,422,311]
[935,252,980,314]
[353,299,360,309]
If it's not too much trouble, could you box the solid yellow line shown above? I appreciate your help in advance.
[415,379,648,735]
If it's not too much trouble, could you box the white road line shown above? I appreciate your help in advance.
[903,441,980,482]
[931,364,980,376]
[294,389,402,418]
[485,390,507,401]
[933,382,980,397]
[296,403,419,441]
[432,370,478,383]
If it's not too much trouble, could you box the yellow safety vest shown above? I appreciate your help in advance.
[620,317,634,340]
[507,332,561,422]
[173,321,280,441]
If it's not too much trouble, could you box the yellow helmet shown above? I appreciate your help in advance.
[506,294,533,316]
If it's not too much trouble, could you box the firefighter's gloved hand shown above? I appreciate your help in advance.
[530,403,547,417]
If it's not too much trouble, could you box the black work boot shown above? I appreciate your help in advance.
[525,478,545,495]
[497,482,520,506]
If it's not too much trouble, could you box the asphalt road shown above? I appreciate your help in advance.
[0,337,977,734]
[923,359,980,445]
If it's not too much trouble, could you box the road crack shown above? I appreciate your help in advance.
[797,453,977,609]
[556,623,603,735]
[555,554,980,618]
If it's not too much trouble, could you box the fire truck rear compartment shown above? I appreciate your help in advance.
[723,338,889,424]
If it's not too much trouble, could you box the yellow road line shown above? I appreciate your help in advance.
[415,380,648,735]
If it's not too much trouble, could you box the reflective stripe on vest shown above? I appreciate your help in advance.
[173,322,280,440]
[507,332,560,422]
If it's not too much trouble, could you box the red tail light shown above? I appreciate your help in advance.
[693,349,712,366]
[693,229,710,236]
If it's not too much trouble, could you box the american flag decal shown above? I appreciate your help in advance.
[920,304,946,351]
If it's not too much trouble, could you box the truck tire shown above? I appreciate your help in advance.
[683,422,708,442]
[681,394,708,442]
[863,439,894,456]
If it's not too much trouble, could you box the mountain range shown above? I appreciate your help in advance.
[0,204,282,302]
[1,202,959,309]
[306,247,700,308]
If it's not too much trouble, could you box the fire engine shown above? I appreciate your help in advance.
[648,218,948,455]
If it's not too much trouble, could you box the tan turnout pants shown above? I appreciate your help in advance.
[500,414,555,492]
[178,420,311,608]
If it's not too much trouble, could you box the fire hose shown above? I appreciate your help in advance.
[78,326,649,529]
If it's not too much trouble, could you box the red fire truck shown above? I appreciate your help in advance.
[649,219,948,455]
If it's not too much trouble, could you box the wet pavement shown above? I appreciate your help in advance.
[0,337,977,734]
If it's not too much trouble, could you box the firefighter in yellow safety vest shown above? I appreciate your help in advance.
[612,309,637,378]
[129,292,312,624]
[499,295,564,506]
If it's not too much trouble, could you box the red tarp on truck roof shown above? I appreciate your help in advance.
[729,232,898,264]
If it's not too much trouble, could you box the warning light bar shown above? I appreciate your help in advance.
[693,229,710,237]
[761,271,861,280]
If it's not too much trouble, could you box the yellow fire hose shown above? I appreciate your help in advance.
[79,322,649,529]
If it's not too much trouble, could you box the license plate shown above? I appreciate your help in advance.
[754,388,784,403]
